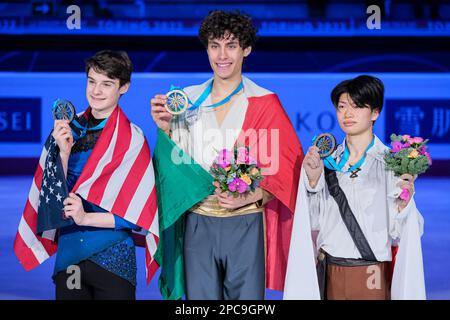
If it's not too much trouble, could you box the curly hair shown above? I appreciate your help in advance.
[199,10,257,49]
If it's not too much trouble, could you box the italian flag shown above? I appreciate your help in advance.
[153,128,214,300]
[154,81,304,300]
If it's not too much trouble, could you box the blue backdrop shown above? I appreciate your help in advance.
[0,72,449,162]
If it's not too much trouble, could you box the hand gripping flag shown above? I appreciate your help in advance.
[14,106,160,284]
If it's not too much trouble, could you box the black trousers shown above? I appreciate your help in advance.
[54,260,135,300]
[184,212,265,300]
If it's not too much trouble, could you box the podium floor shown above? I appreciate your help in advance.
[1,176,449,300]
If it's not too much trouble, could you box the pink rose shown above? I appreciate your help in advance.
[411,137,424,144]
[236,147,257,165]
[399,188,410,201]
[391,141,410,152]
[391,141,403,153]
[401,135,411,142]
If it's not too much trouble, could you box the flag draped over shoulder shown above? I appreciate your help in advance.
[153,128,215,300]
[14,106,160,284]
[153,77,303,298]
[237,93,304,292]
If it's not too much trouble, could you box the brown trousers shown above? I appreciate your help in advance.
[326,262,391,300]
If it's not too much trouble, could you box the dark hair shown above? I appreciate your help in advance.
[85,50,132,87]
[199,10,257,49]
[331,75,384,113]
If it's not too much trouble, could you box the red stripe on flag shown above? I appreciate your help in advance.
[86,112,132,204]
[34,164,43,190]
[111,142,150,218]
[40,237,58,257]
[136,187,158,230]
[21,162,43,239]
[13,232,40,271]
[22,200,38,235]
[72,107,119,192]
[145,235,159,285]
[22,200,58,256]
[13,158,57,271]
[146,261,159,285]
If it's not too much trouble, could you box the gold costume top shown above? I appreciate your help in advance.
[190,191,274,217]
[190,195,263,217]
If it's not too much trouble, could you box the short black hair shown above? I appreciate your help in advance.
[199,10,257,49]
[331,75,384,113]
[85,50,132,87]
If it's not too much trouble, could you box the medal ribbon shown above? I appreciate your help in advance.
[170,79,244,111]
[70,115,108,141]
[312,135,375,173]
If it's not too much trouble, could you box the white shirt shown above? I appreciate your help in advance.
[305,135,412,262]
[170,76,271,171]
[284,134,425,299]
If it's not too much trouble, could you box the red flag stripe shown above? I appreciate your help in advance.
[13,142,54,269]
[17,216,51,263]
[145,233,159,284]
[21,200,38,236]
[72,108,119,192]
[15,107,159,285]
[37,142,49,176]
[13,232,41,271]
[100,126,146,215]
[86,112,132,204]
[28,176,42,214]
[136,187,158,231]
[123,156,156,223]
[74,119,119,197]
[21,200,57,256]
[110,139,150,219]
[146,260,159,285]
[148,207,159,237]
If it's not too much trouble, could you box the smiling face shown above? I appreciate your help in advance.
[206,33,252,81]
[336,93,380,136]
[86,68,129,118]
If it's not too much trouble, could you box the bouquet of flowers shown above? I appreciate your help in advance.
[210,146,264,196]
[384,134,432,200]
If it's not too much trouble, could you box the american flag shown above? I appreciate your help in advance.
[36,134,73,234]
[14,106,160,284]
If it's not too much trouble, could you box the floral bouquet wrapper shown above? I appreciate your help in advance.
[210,146,264,197]
[384,134,432,200]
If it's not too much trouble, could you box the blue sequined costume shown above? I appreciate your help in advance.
[53,113,139,286]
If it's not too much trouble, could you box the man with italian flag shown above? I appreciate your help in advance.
[150,10,304,300]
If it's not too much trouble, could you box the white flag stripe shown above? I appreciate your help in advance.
[42,229,57,241]
[100,127,144,209]
[76,116,119,197]
[149,209,159,236]
[28,143,49,213]
[16,109,159,284]
[28,180,40,213]
[124,160,155,223]
[39,145,49,170]
[18,218,49,264]
[146,233,158,259]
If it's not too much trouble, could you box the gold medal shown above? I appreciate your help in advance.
[164,89,189,115]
